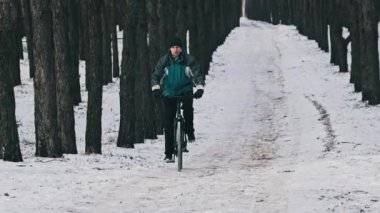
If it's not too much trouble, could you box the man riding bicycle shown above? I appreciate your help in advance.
[151,36,205,163]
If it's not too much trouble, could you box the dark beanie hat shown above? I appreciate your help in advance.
[168,36,183,48]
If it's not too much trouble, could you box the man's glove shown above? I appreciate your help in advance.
[153,89,162,99]
[193,89,204,99]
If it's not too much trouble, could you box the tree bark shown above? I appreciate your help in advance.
[111,0,120,78]
[358,0,380,104]
[101,1,112,85]
[213,0,222,46]
[52,0,77,154]
[350,18,361,92]
[272,0,280,25]
[329,24,339,65]
[158,0,175,53]
[133,0,146,144]
[13,0,22,86]
[22,0,35,78]
[196,0,207,74]
[189,0,200,58]
[319,0,329,52]
[5,0,21,87]
[147,0,164,135]
[79,2,88,61]
[177,0,188,49]
[68,0,81,106]
[85,0,103,154]
[280,0,290,24]
[0,0,23,162]
[203,0,213,74]
[117,0,137,148]
[137,0,157,140]
[31,0,62,157]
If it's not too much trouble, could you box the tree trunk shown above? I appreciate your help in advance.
[295,0,304,34]
[133,0,146,144]
[336,30,349,73]
[79,2,88,61]
[111,0,120,78]
[358,0,380,104]
[319,0,329,52]
[101,1,112,85]
[220,1,228,41]
[137,0,157,140]
[280,0,290,24]
[147,0,159,72]
[158,0,174,53]
[263,0,271,22]
[157,0,172,134]
[350,21,361,92]
[196,0,207,74]
[189,0,200,58]
[52,0,77,154]
[329,24,339,65]
[13,0,22,86]
[22,0,35,78]
[0,0,23,162]
[31,0,62,157]
[68,0,81,106]
[213,0,222,46]
[117,0,137,148]
[147,0,164,135]
[272,0,280,25]
[85,0,103,154]
[331,25,349,72]
[203,0,213,74]
[177,0,188,49]
[6,0,21,87]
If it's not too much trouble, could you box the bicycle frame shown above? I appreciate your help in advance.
[173,97,187,171]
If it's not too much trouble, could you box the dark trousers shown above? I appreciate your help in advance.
[162,95,194,155]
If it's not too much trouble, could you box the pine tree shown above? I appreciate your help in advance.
[358,0,380,104]
[68,0,81,105]
[0,0,23,162]
[31,0,62,157]
[137,0,157,140]
[85,0,103,154]
[52,0,77,154]
[22,0,36,78]
[118,0,138,148]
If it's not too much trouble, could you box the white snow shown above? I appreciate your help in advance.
[2,18,380,212]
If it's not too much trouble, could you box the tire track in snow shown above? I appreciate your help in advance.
[305,95,336,152]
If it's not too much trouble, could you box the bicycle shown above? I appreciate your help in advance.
[172,96,188,172]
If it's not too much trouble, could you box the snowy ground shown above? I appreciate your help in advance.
[2,18,380,212]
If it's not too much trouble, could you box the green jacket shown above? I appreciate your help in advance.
[151,52,205,97]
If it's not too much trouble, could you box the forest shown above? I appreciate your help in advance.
[2,0,380,163]
[0,0,241,162]
[247,0,380,105]
[2,1,380,211]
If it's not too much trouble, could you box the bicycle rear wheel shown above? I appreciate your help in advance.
[176,120,183,171]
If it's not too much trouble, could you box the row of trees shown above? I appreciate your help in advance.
[246,0,380,105]
[0,0,242,162]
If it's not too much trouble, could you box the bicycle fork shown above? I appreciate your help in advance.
[174,100,185,171]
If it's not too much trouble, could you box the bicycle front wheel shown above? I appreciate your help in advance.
[176,120,183,171]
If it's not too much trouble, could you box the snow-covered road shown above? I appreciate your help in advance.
[2,18,380,213]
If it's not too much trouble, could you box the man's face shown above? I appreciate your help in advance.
[170,46,182,58]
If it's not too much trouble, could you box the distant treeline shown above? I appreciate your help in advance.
[246,0,380,105]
